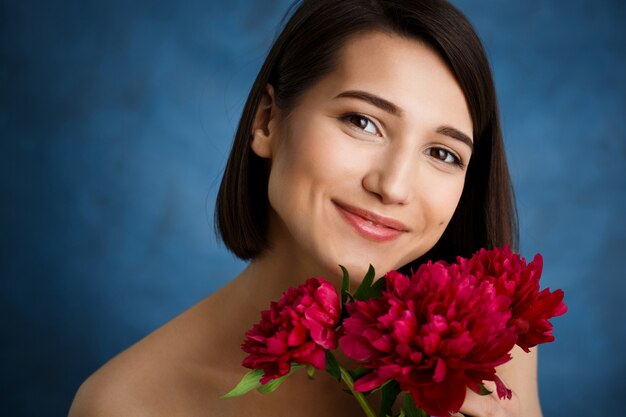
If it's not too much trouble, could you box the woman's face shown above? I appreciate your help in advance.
[253,31,473,280]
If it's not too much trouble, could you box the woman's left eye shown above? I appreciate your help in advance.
[428,147,464,167]
[341,114,381,136]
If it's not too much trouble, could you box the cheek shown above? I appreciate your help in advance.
[422,175,466,227]
[265,122,342,214]
[271,121,363,193]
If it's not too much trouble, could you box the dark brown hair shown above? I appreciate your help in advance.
[215,0,518,267]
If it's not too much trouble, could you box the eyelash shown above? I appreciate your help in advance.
[339,113,465,169]
[340,113,381,136]
[427,147,465,169]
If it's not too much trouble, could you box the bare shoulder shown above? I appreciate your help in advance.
[68,297,235,417]
[496,345,543,416]
[67,350,165,417]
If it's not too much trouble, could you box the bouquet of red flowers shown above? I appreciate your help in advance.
[223,246,567,417]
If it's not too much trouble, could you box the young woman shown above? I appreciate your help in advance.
[69,1,541,416]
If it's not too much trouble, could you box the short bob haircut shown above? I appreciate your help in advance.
[215,0,518,269]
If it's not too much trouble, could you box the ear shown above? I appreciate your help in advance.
[250,84,278,159]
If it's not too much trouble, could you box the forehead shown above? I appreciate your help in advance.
[303,30,472,136]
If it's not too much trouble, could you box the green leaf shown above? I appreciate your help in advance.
[401,394,423,417]
[255,374,287,395]
[340,265,351,304]
[478,383,493,396]
[371,276,387,296]
[353,264,375,299]
[350,366,371,380]
[378,380,401,417]
[306,365,316,380]
[256,364,304,394]
[221,368,264,398]
[415,408,429,417]
[353,265,383,301]
[325,350,341,380]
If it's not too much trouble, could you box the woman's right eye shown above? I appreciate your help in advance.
[341,114,381,136]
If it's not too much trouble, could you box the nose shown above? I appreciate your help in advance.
[361,144,415,205]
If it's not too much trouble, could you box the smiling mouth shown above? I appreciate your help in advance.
[333,201,407,242]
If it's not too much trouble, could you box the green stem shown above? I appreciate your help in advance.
[339,366,377,417]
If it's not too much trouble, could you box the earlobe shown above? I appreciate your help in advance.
[251,128,272,158]
[250,84,277,159]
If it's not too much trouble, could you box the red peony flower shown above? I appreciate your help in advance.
[241,277,340,384]
[340,263,517,416]
[459,246,568,352]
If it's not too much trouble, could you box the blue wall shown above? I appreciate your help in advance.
[1,1,624,416]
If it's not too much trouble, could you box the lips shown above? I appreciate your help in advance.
[333,201,408,242]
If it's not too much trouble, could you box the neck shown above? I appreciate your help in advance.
[212,244,340,360]
[233,252,337,315]
[211,243,370,386]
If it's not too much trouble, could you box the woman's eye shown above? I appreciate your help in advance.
[343,114,380,136]
[428,147,463,167]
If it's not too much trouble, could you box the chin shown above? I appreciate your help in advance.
[308,241,418,285]
[329,257,395,283]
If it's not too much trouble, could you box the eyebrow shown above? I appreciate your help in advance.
[334,89,474,151]
[335,90,401,116]
[436,126,474,151]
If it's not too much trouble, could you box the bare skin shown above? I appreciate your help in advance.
[69,258,374,417]
[69,31,543,417]
[69,254,541,417]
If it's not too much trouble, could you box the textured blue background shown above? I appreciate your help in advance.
[2,1,625,416]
